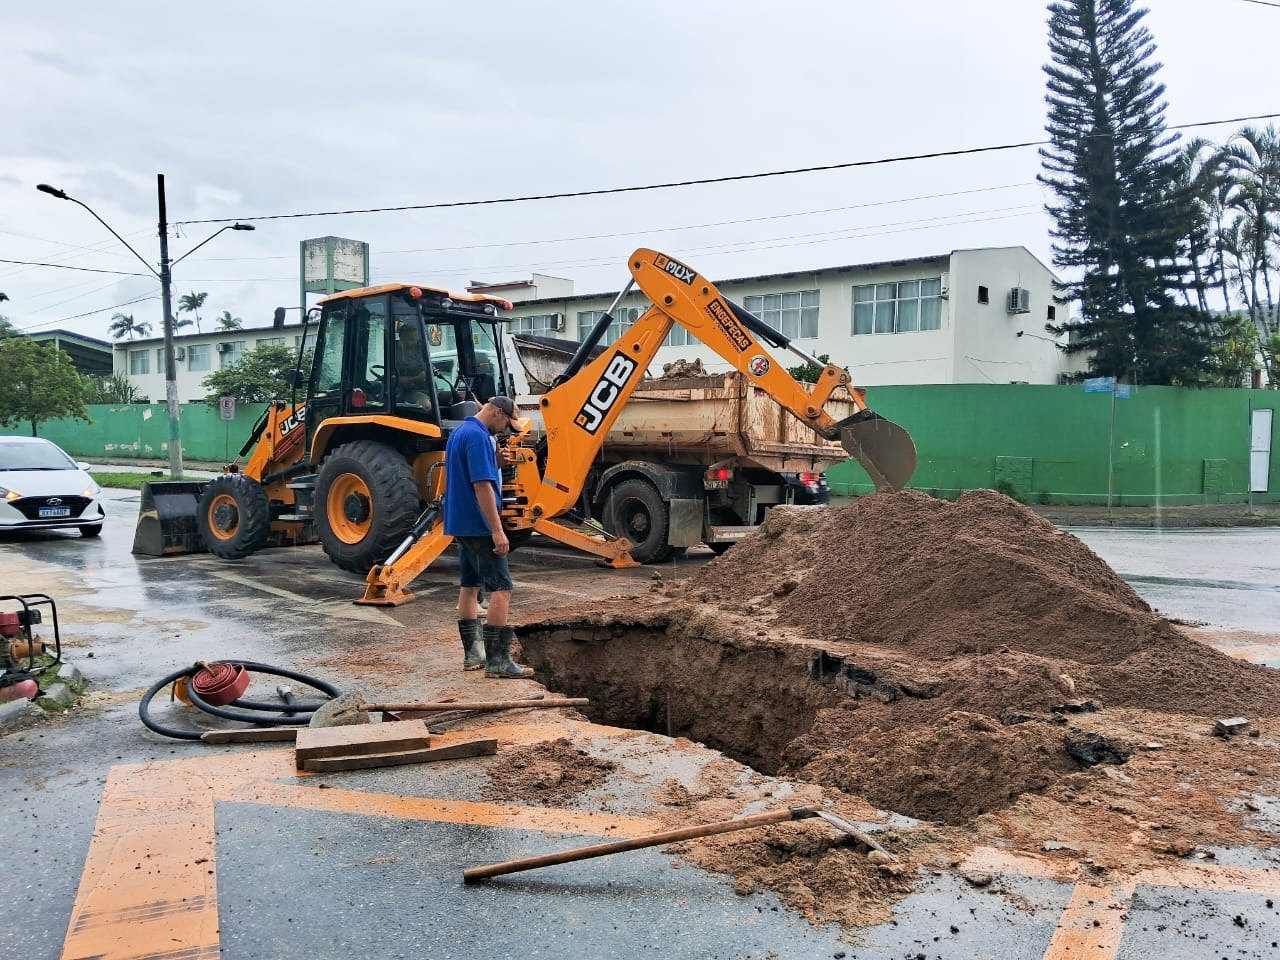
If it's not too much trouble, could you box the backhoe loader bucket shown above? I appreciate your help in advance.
[836,411,917,493]
[132,481,209,556]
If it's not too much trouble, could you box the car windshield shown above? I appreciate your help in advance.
[1,442,77,471]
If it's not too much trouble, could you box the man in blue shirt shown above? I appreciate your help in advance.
[444,396,533,679]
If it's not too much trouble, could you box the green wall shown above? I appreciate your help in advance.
[14,385,1280,505]
[828,384,1279,504]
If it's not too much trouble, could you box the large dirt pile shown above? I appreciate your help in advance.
[685,489,1280,716]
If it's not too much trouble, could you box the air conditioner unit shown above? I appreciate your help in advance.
[174,346,186,361]
[216,342,232,353]
[939,274,950,299]
[1007,287,1031,314]
[552,312,565,332]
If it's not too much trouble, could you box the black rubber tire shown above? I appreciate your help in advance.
[315,440,420,573]
[198,474,271,559]
[604,478,673,564]
[79,524,103,538]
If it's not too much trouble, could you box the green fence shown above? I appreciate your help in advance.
[828,384,1279,504]
[13,384,1280,505]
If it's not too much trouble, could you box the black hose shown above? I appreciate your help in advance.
[138,661,344,741]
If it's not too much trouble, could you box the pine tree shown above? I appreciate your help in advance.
[1039,0,1219,385]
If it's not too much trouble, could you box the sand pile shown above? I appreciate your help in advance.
[685,489,1280,717]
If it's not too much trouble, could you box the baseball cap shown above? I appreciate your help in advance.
[489,396,517,417]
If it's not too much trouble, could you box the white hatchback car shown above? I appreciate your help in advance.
[0,436,105,537]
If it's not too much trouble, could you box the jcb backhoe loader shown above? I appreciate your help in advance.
[133,249,916,605]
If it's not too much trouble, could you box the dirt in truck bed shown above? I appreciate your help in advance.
[514,489,1280,929]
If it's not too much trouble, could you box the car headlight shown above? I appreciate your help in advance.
[82,484,100,498]
[0,486,19,501]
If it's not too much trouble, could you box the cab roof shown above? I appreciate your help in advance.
[316,282,512,310]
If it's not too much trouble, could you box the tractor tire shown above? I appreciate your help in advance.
[79,524,103,538]
[603,478,674,564]
[315,440,420,574]
[198,474,271,559]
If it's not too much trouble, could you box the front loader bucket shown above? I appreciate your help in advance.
[836,411,917,493]
[132,481,209,556]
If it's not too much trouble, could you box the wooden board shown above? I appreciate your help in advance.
[294,721,431,768]
[201,727,300,744]
[300,737,498,772]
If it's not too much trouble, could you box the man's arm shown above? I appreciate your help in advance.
[473,480,509,556]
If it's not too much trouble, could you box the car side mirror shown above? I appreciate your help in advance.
[77,462,93,472]
[287,369,307,388]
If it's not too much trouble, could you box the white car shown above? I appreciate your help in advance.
[0,436,105,537]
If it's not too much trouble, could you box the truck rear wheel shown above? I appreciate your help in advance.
[316,440,420,573]
[198,475,271,559]
[604,478,674,564]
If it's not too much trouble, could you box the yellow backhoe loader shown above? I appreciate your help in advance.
[133,249,916,605]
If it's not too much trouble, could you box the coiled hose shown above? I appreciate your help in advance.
[139,660,343,741]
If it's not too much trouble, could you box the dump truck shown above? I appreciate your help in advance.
[134,248,916,605]
[508,334,857,561]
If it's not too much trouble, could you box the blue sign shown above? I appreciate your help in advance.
[1115,384,1131,399]
[1083,377,1115,394]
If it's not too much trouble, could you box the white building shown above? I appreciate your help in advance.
[112,323,308,403]
[492,247,1083,386]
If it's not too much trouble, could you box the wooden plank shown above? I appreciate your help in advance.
[300,737,498,772]
[294,720,431,768]
[201,727,299,744]
[364,698,586,713]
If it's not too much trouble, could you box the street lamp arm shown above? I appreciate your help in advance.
[36,183,160,280]
[170,223,254,267]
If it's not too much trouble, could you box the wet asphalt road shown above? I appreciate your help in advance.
[0,490,1278,960]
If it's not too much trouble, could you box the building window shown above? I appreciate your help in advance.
[257,337,285,348]
[664,324,692,348]
[743,291,818,339]
[978,285,990,304]
[578,306,646,344]
[219,340,246,369]
[851,279,942,335]
[156,348,166,369]
[1046,305,1057,321]
[512,313,563,336]
[188,343,211,372]
[129,350,150,375]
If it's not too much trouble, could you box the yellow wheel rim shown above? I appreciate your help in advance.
[327,473,373,544]
[206,492,241,542]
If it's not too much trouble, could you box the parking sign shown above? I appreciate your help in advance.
[219,396,236,421]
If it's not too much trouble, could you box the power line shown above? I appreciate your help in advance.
[18,294,160,332]
[1238,0,1280,8]
[175,111,1280,227]
[0,258,146,277]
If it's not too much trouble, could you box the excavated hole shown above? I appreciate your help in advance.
[517,612,1112,826]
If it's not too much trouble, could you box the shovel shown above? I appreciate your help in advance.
[462,804,893,884]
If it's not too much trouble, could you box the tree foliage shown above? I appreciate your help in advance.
[0,338,91,436]
[178,291,208,333]
[83,371,147,404]
[108,312,152,341]
[1039,0,1218,386]
[215,309,243,331]
[786,353,831,384]
[0,315,21,340]
[200,343,309,405]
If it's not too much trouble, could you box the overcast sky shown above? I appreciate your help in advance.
[2,0,1277,343]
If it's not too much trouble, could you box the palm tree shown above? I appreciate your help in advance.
[178,291,209,333]
[108,313,153,341]
[216,309,243,331]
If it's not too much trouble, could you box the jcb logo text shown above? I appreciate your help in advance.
[653,253,696,285]
[574,353,638,435]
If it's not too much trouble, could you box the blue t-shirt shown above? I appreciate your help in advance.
[443,417,501,537]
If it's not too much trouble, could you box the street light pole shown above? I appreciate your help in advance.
[37,177,254,481]
[156,175,183,478]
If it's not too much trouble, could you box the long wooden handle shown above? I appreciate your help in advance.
[364,698,588,713]
[463,805,820,883]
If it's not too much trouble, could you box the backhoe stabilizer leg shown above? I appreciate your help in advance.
[355,524,455,606]
[531,518,641,568]
[835,411,918,493]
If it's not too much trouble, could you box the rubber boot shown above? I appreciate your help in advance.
[459,618,485,671]
[483,625,534,679]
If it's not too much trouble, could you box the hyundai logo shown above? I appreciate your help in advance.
[46,497,63,505]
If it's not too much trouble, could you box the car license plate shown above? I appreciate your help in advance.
[39,507,71,518]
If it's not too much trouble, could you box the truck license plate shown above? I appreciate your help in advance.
[39,507,71,518]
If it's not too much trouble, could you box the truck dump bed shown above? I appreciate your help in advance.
[510,334,853,474]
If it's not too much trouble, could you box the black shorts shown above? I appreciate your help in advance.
[456,536,514,592]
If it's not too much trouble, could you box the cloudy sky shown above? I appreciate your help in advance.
[2,0,1276,342]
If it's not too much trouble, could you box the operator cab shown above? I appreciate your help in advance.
[306,283,513,441]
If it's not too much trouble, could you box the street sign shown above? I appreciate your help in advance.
[219,396,236,421]
[1114,384,1131,399]
[1083,376,1116,394]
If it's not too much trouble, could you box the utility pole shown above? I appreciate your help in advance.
[156,174,183,480]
